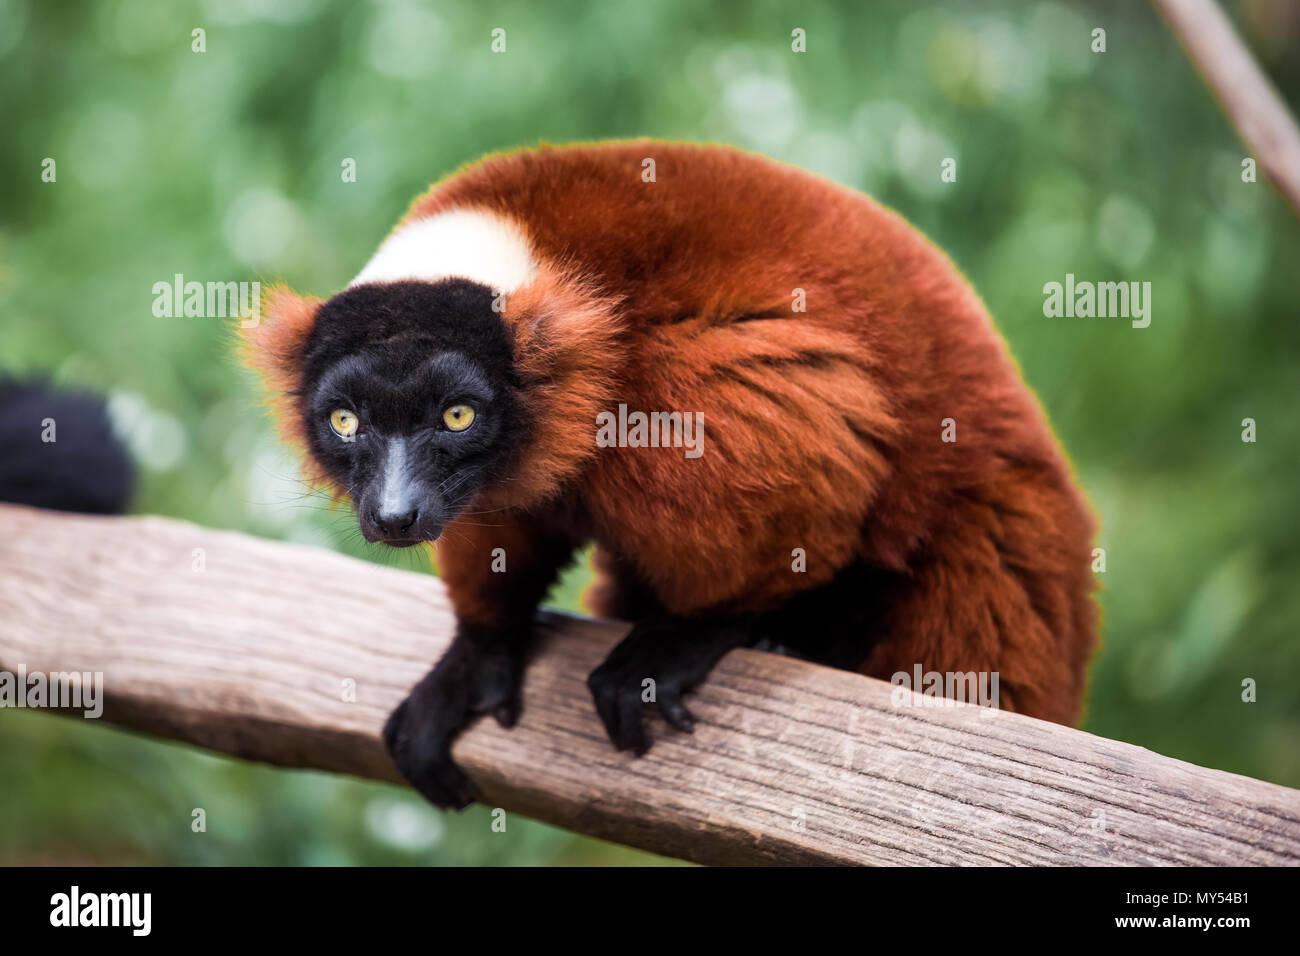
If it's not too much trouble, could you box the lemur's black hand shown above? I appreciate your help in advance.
[383,634,523,810]
[587,616,753,756]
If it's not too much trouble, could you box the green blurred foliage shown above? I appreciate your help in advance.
[1,0,1297,864]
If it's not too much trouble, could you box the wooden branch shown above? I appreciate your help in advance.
[0,503,1297,866]
[1153,0,1300,215]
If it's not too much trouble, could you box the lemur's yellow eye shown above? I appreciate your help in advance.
[329,409,359,438]
[442,404,475,432]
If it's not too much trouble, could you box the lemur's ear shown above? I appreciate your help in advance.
[488,268,624,508]
[238,284,322,450]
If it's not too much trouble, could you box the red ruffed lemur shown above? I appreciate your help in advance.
[241,141,1098,810]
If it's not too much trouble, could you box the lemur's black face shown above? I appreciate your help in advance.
[299,279,518,547]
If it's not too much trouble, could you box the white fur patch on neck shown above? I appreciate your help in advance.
[349,208,537,293]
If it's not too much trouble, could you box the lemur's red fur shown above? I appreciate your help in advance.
[245,141,1098,726]
[241,286,324,455]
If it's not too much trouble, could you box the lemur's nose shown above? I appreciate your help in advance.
[374,507,418,536]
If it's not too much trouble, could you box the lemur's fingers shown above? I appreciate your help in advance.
[615,683,650,755]
[492,698,520,729]
[382,664,483,810]
[587,664,650,755]
[469,651,520,725]
[409,752,479,811]
[657,686,696,733]
[589,616,750,755]
[382,699,479,810]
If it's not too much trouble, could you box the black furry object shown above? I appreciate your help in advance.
[0,378,133,515]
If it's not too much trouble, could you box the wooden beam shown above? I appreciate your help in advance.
[0,503,1296,865]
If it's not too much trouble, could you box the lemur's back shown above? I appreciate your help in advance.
[408,141,953,335]
[401,142,1098,722]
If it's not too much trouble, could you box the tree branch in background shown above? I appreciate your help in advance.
[1152,0,1300,215]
